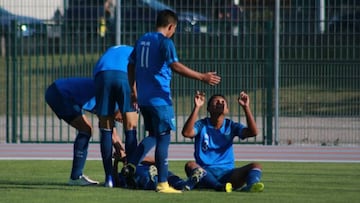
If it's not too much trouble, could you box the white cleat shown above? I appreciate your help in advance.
[68,175,99,186]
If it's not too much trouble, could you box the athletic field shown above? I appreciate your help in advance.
[0,144,359,203]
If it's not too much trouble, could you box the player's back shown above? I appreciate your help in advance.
[54,77,95,106]
[93,45,133,77]
[132,32,178,106]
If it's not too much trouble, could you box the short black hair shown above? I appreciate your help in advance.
[207,94,228,108]
[156,9,178,28]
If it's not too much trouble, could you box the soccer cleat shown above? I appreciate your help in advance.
[191,167,206,183]
[121,163,137,189]
[68,175,99,186]
[249,182,264,192]
[104,175,113,188]
[215,182,232,192]
[224,182,233,193]
[184,167,207,191]
[156,182,183,193]
[149,165,158,182]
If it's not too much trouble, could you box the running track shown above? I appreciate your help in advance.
[0,144,359,163]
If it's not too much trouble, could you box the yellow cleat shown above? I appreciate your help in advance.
[250,182,264,192]
[225,182,233,193]
[156,182,183,194]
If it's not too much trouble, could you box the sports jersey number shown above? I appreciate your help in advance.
[140,41,150,68]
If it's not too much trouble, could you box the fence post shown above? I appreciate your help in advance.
[10,20,18,143]
[265,20,274,145]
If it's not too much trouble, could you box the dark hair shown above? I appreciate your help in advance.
[156,9,178,27]
[207,94,228,107]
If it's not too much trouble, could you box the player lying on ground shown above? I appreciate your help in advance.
[112,152,204,191]
[182,91,264,192]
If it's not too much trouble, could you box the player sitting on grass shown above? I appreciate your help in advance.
[182,91,264,192]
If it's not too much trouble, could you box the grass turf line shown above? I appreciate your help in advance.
[0,160,359,203]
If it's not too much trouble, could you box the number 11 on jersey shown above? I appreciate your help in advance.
[140,41,150,68]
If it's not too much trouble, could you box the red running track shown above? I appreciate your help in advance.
[0,144,359,163]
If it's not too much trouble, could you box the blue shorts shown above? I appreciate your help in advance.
[140,105,176,135]
[45,83,82,123]
[135,165,156,190]
[197,166,233,188]
[94,70,132,116]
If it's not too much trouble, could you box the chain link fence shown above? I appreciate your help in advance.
[0,0,359,146]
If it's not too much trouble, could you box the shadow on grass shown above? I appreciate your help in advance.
[0,179,78,190]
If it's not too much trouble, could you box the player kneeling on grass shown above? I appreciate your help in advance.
[182,91,264,192]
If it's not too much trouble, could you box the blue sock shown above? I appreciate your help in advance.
[129,135,156,165]
[246,168,262,186]
[155,133,170,183]
[168,172,186,190]
[70,132,91,179]
[124,129,137,162]
[200,171,223,190]
[100,128,113,178]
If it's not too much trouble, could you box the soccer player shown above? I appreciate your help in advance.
[113,155,204,191]
[123,9,221,193]
[93,45,139,188]
[181,91,264,192]
[45,77,126,186]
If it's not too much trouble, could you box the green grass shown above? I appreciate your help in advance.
[0,161,359,203]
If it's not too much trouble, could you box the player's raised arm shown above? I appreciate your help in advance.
[182,91,205,138]
[238,91,258,138]
[170,62,221,86]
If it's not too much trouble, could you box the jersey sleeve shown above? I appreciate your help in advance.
[193,119,205,137]
[231,120,246,140]
[161,38,179,65]
[82,97,96,113]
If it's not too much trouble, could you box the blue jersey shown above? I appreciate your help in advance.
[193,118,246,170]
[128,32,179,106]
[93,45,133,77]
[53,78,95,107]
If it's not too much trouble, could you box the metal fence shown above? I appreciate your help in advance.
[1,0,359,146]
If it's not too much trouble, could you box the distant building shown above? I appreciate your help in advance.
[1,0,64,20]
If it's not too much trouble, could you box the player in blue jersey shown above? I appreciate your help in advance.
[182,91,264,192]
[123,9,221,193]
[45,77,126,186]
[113,156,203,191]
[93,45,139,188]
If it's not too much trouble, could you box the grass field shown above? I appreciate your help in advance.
[0,160,359,203]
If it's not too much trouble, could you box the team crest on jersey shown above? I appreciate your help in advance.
[202,133,209,151]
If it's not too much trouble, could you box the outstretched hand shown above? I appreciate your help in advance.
[194,91,206,108]
[238,91,250,108]
[203,72,221,86]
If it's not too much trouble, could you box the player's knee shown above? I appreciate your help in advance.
[184,161,198,176]
[123,112,138,130]
[79,125,92,135]
[70,115,93,134]
[98,116,115,129]
[251,162,262,170]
